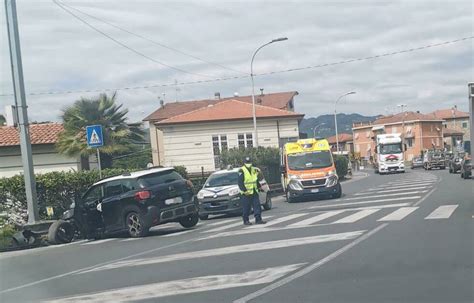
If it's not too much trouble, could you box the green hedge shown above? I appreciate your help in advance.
[0,166,191,223]
[334,155,349,179]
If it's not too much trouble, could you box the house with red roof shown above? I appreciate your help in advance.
[327,133,353,153]
[0,122,86,177]
[430,107,470,143]
[143,91,303,173]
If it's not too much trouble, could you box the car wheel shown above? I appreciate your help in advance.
[332,183,342,199]
[125,211,149,238]
[179,214,199,228]
[285,189,295,203]
[199,214,209,220]
[48,220,75,244]
[263,194,272,210]
[449,167,452,173]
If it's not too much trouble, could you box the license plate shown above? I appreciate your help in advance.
[311,188,319,193]
[165,197,183,205]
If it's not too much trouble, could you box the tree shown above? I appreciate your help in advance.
[0,114,5,126]
[56,92,144,169]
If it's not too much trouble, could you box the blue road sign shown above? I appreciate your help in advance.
[86,125,104,148]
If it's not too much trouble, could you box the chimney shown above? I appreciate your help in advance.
[214,92,221,100]
[260,88,264,96]
[416,110,420,113]
[4,105,17,126]
[234,92,239,97]
[256,98,262,104]
[159,99,165,108]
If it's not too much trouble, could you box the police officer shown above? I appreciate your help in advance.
[238,157,267,225]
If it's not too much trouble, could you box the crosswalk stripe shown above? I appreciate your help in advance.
[345,190,427,200]
[246,213,307,229]
[356,186,430,195]
[81,239,115,246]
[310,196,421,209]
[79,231,365,274]
[377,207,418,221]
[332,209,380,224]
[375,182,435,190]
[288,210,345,227]
[425,205,459,219]
[120,238,141,242]
[387,181,436,187]
[202,221,244,233]
[51,264,306,303]
[162,229,196,237]
[205,218,240,227]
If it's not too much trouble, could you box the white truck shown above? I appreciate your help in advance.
[374,133,405,174]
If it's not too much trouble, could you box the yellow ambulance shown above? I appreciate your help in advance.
[281,138,341,203]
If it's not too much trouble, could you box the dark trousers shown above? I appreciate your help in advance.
[241,193,262,223]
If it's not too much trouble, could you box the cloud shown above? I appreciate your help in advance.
[1,0,472,123]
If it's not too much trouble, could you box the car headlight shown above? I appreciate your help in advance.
[229,188,240,196]
[327,176,338,187]
[197,191,205,200]
[289,174,300,180]
[326,169,337,177]
[289,179,303,190]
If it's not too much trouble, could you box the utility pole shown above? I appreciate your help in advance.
[469,83,473,156]
[397,104,407,157]
[5,0,39,223]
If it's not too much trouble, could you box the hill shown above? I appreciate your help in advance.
[300,113,379,138]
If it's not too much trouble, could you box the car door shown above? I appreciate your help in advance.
[101,180,124,231]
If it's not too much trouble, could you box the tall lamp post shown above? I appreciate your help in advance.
[334,91,356,153]
[251,37,288,147]
[312,123,325,138]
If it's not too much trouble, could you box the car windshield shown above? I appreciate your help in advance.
[205,172,239,187]
[379,143,402,154]
[288,151,333,170]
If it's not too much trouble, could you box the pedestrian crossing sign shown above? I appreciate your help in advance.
[86,125,104,148]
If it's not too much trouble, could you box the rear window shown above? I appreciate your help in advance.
[205,172,239,188]
[138,170,183,187]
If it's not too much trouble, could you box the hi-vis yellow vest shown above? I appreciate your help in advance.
[241,166,258,196]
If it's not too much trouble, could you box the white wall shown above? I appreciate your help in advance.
[157,118,300,173]
[0,144,81,178]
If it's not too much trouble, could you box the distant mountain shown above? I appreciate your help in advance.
[300,113,379,138]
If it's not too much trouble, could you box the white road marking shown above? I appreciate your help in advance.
[377,207,418,221]
[344,190,428,201]
[205,218,240,227]
[288,210,345,227]
[46,264,306,303]
[371,182,435,190]
[425,205,459,219]
[120,238,141,242]
[337,203,412,211]
[79,231,365,274]
[202,216,274,233]
[332,209,379,224]
[162,229,196,237]
[80,238,115,246]
[233,224,388,303]
[354,186,430,195]
[246,213,307,228]
[310,196,421,209]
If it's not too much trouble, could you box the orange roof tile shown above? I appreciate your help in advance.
[156,100,304,126]
[431,108,469,119]
[327,133,353,144]
[0,123,64,147]
[374,111,442,125]
[143,91,298,121]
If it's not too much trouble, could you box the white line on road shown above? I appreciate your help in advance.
[377,207,418,221]
[354,186,430,195]
[309,196,421,209]
[425,205,459,219]
[79,231,365,274]
[205,218,240,227]
[344,190,427,201]
[332,209,380,224]
[369,182,435,190]
[162,229,196,237]
[45,264,306,303]
[246,213,307,228]
[80,239,115,246]
[120,238,141,242]
[202,216,274,233]
[288,210,346,227]
[233,224,388,303]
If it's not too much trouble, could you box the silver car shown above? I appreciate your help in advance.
[196,168,272,220]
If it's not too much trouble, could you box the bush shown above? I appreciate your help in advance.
[174,166,188,179]
[334,155,349,179]
[0,224,17,249]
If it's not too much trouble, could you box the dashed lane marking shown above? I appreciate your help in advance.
[377,207,418,221]
[425,205,459,219]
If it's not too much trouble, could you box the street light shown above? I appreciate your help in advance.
[334,91,356,153]
[312,123,325,138]
[251,37,288,147]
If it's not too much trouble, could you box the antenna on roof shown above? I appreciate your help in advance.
[234,92,239,97]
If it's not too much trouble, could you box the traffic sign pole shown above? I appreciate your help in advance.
[96,148,102,179]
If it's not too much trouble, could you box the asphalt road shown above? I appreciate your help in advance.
[0,169,473,303]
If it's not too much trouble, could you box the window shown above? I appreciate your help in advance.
[104,180,123,198]
[138,170,183,187]
[122,179,140,193]
[462,122,468,129]
[82,185,104,203]
[238,133,253,148]
[212,135,228,169]
[406,138,413,148]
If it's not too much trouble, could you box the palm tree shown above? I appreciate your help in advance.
[57,92,144,169]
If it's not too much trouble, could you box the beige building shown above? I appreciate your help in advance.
[431,108,470,143]
[144,91,303,173]
[0,123,85,177]
[352,112,444,161]
[326,133,353,153]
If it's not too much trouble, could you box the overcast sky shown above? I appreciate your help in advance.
[1,0,473,123]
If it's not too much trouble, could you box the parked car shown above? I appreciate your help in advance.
[460,158,472,179]
[196,168,272,220]
[411,156,423,169]
[448,154,464,173]
[423,150,446,170]
[48,167,198,244]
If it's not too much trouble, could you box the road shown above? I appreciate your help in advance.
[0,169,473,303]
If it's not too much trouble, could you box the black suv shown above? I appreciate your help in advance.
[49,167,198,243]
